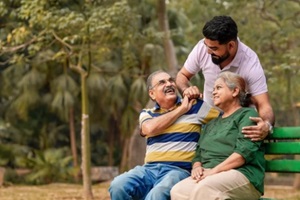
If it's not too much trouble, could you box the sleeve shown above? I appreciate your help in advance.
[192,121,210,164]
[139,109,152,127]
[183,39,206,75]
[245,57,268,96]
[234,109,263,163]
[196,100,220,124]
[192,143,201,164]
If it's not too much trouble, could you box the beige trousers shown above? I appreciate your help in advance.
[170,169,261,200]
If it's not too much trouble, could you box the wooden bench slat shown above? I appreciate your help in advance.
[270,126,300,139]
[265,142,300,154]
[265,160,300,173]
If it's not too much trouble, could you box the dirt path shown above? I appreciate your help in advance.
[0,181,299,200]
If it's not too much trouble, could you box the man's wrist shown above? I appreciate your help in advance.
[265,121,274,134]
[181,87,189,94]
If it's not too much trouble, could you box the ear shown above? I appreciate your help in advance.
[232,87,240,98]
[149,90,155,101]
[228,40,235,50]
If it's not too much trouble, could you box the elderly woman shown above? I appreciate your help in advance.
[171,71,265,200]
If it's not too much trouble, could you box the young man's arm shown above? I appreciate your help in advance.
[176,67,202,99]
[242,92,275,141]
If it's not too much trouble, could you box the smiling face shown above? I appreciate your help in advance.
[204,38,236,68]
[212,77,239,110]
[148,72,177,109]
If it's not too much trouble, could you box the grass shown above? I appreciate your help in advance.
[0,181,299,200]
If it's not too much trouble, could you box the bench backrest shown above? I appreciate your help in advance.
[264,126,300,173]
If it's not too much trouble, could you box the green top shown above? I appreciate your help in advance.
[193,107,265,194]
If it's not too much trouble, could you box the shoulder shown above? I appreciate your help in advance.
[236,40,261,65]
[140,107,158,117]
[239,107,259,117]
[238,40,258,57]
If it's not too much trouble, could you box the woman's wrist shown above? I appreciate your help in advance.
[192,162,202,169]
[192,165,201,170]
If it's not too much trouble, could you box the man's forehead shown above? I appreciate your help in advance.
[204,38,220,46]
[153,72,170,80]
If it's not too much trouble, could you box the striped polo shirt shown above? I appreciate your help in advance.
[139,97,220,171]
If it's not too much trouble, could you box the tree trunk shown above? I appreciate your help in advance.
[80,73,93,200]
[69,106,79,182]
[157,0,179,77]
[127,0,179,169]
[128,125,146,169]
[120,137,130,172]
[108,117,116,166]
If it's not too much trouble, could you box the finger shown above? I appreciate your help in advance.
[242,129,261,135]
[242,126,258,132]
[184,87,200,99]
[195,177,202,183]
[244,134,263,141]
[251,137,263,142]
[244,133,260,138]
[249,117,263,123]
[182,95,189,103]
[199,93,203,99]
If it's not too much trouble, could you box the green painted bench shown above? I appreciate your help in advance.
[260,126,300,200]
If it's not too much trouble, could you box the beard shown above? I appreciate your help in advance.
[211,52,230,65]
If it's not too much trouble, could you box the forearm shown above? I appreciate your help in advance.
[141,108,184,137]
[258,104,275,125]
[252,93,275,125]
[213,153,245,173]
[176,71,190,94]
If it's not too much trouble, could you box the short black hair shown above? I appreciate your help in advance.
[202,15,238,44]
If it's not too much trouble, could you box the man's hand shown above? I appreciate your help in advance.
[242,117,269,141]
[178,96,194,115]
[182,86,203,100]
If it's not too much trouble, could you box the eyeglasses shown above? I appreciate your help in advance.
[150,77,175,90]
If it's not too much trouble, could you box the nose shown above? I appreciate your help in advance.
[165,80,173,86]
[207,48,213,54]
[212,89,217,96]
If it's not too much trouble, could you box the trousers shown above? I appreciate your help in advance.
[109,163,190,200]
[171,169,261,200]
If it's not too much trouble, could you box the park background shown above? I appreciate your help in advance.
[0,0,300,199]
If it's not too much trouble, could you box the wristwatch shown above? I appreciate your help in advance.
[266,121,274,134]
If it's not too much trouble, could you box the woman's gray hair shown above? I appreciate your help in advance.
[217,71,252,107]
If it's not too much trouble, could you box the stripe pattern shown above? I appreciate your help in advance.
[139,98,219,170]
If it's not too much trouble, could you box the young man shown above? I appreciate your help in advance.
[176,15,274,141]
[109,70,219,200]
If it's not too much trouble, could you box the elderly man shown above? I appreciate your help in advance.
[109,70,219,200]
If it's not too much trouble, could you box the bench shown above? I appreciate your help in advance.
[260,126,300,200]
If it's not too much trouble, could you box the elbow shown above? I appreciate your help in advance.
[141,124,154,137]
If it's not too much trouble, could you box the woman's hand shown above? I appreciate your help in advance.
[191,166,204,182]
[195,168,218,182]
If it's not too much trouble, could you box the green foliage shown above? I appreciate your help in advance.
[50,74,79,121]
[18,148,75,184]
[1,0,300,173]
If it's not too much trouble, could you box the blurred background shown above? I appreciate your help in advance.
[0,0,299,191]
